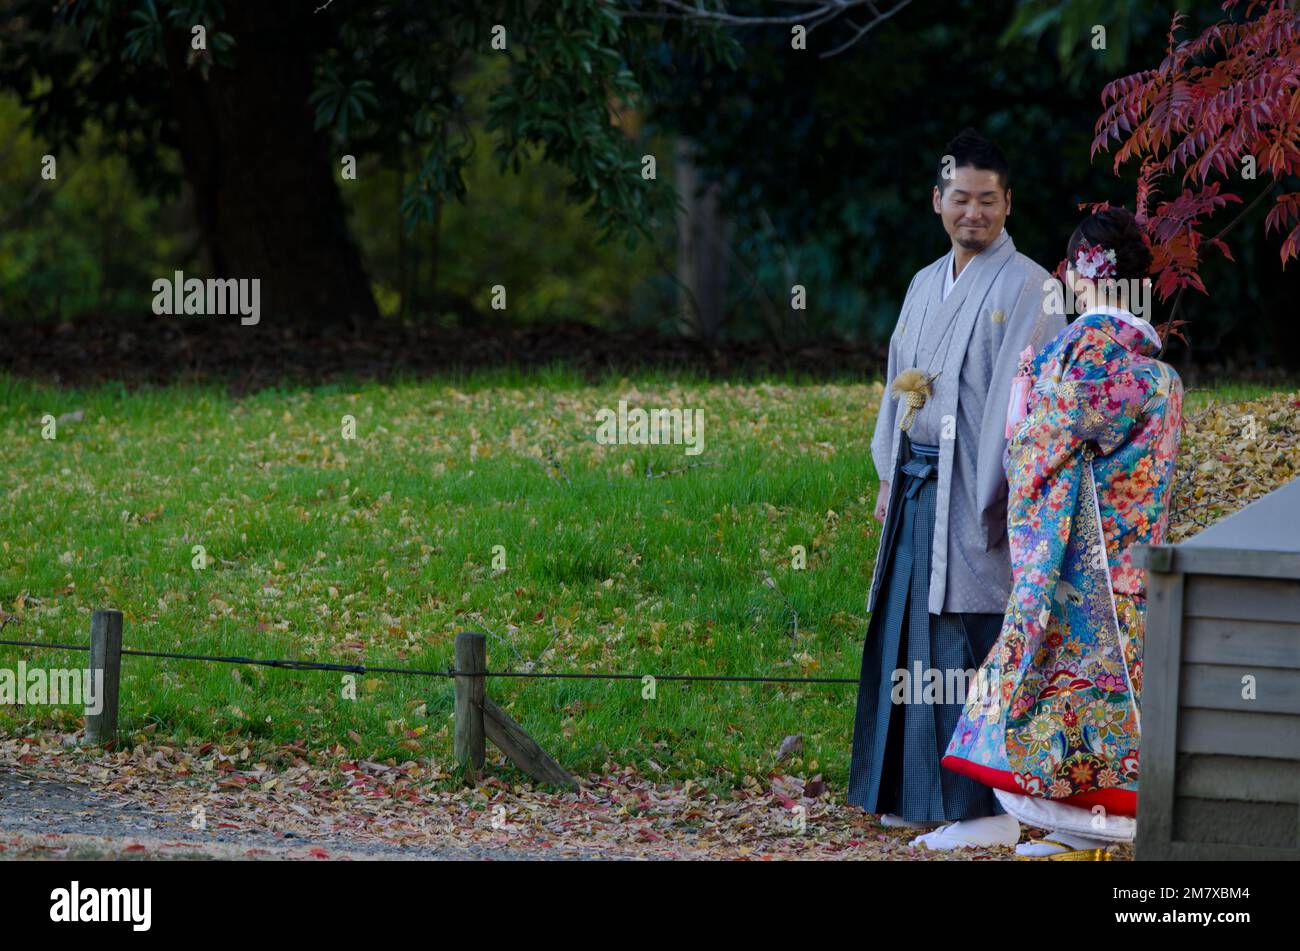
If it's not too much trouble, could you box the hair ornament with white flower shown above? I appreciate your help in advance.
[1074,241,1119,280]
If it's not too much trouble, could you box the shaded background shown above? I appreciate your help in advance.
[1,0,1297,382]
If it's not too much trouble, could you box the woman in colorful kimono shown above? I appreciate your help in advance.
[938,207,1184,858]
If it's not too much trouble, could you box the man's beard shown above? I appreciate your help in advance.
[955,234,990,251]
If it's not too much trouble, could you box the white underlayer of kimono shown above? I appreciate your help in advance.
[994,773,1137,842]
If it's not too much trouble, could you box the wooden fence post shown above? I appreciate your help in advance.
[451,629,579,792]
[454,631,486,780]
[86,609,122,746]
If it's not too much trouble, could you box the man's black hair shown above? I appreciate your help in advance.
[935,128,1010,195]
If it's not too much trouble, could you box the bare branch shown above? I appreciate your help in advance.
[615,0,913,56]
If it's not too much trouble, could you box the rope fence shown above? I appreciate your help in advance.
[0,610,858,788]
[0,637,858,684]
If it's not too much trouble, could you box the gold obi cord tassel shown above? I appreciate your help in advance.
[890,369,941,432]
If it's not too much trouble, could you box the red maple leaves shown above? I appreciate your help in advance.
[1090,0,1300,337]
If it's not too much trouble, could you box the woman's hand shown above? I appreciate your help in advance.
[873,481,890,523]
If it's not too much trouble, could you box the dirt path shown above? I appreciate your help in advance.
[0,768,632,860]
[0,735,1128,860]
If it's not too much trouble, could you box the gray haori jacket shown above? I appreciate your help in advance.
[867,230,1063,616]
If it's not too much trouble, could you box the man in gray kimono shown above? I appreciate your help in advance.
[847,129,1064,850]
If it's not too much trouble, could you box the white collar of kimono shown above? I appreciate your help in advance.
[1079,304,1161,347]
[944,227,1006,297]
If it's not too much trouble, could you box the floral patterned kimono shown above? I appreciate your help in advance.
[941,309,1183,819]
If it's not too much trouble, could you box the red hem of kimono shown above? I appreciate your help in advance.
[941,755,1137,817]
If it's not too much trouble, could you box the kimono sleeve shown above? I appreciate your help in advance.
[976,268,1064,549]
[870,271,922,481]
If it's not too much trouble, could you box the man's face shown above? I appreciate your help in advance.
[932,166,1011,253]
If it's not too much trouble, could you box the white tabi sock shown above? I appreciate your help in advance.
[909,814,1020,850]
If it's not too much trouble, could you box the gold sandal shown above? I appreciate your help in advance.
[1015,838,1113,861]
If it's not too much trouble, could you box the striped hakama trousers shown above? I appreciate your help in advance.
[847,437,1005,822]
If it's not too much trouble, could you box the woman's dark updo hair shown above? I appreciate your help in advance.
[1066,206,1152,280]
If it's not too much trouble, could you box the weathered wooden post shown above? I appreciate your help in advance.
[450,630,578,791]
[483,696,580,791]
[454,631,486,781]
[85,609,123,746]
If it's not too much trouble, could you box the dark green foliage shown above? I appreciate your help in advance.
[0,0,738,248]
[2,0,1296,366]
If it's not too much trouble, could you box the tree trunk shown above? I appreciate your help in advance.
[674,137,731,342]
[161,4,378,329]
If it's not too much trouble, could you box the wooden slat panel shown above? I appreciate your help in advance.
[1172,797,1298,849]
[1141,840,1300,861]
[1183,617,1300,668]
[1175,754,1300,803]
[1180,664,1300,715]
[1136,571,1185,854]
[1152,546,1300,580]
[1185,575,1300,624]
[1178,708,1300,759]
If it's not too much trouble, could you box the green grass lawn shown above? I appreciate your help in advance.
[0,368,1291,793]
[0,367,895,791]
[1181,380,1288,412]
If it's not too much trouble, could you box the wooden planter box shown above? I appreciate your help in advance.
[1131,477,1300,860]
